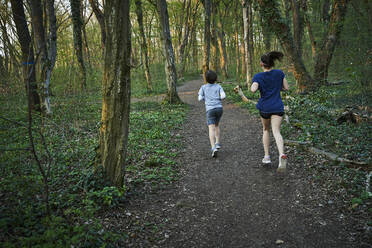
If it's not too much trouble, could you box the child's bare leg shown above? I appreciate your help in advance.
[208,124,216,148]
[261,118,271,157]
[215,123,220,144]
[271,115,284,155]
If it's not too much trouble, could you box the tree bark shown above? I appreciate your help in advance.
[10,0,40,111]
[70,0,87,89]
[313,0,350,84]
[156,0,181,103]
[88,0,105,48]
[98,0,131,187]
[202,0,211,83]
[135,0,152,91]
[257,0,315,93]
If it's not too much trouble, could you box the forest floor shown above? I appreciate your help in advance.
[105,79,371,248]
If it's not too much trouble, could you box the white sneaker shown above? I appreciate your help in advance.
[211,147,218,158]
[277,154,288,172]
[262,156,271,164]
[215,143,221,150]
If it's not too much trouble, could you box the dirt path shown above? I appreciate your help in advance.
[123,79,361,247]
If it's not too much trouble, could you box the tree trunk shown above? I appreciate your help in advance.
[304,8,316,59]
[234,19,240,80]
[98,0,131,187]
[242,0,253,87]
[291,0,303,56]
[210,1,218,72]
[70,0,87,90]
[261,15,271,51]
[46,0,57,86]
[156,0,181,103]
[88,0,105,48]
[322,0,331,23]
[29,0,53,114]
[217,14,228,79]
[257,0,315,93]
[364,0,372,32]
[10,0,40,111]
[135,0,152,91]
[313,0,350,84]
[202,0,211,83]
[179,0,198,77]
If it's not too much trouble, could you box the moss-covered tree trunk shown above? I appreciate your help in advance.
[313,0,350,84]
[257,0,314,93]
[135,0,152,91]
[98,0,131,187]
[156,0,181,103]
[10,0,40,111]
[70,0,87,89]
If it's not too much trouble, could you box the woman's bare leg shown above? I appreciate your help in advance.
[271,115,284,155]
[261,118,271,157]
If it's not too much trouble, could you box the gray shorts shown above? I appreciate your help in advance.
[206,107,223,125]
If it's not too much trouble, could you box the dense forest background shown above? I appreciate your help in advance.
[0,0,371,246]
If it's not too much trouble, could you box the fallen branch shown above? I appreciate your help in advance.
[366,171,372,197]
[284,139,370,169]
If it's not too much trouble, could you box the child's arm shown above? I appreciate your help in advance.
[220,87,226,100]
[198,86,204,101]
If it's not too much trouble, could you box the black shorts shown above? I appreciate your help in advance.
[259,111,284,119]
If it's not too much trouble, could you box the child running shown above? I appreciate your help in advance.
[198,70,226,157]
[235,51,289,172]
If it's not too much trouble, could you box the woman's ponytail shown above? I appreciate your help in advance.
[261,51,284,68]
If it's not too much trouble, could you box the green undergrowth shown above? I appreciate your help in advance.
[0,87,187,247]
[223,80,372,209]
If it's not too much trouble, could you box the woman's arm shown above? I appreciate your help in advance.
[282,78,289,91]
[234,85,250,103]
[251,82,259,93]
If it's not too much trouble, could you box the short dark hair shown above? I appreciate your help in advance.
[206,70,217,84]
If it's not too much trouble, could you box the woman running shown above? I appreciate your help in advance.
[236,51,289,172]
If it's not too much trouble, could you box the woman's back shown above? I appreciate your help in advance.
[253,69,284,113]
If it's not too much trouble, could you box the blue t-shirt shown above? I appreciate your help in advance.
[198,83,225,112]
[252,69,285,113]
